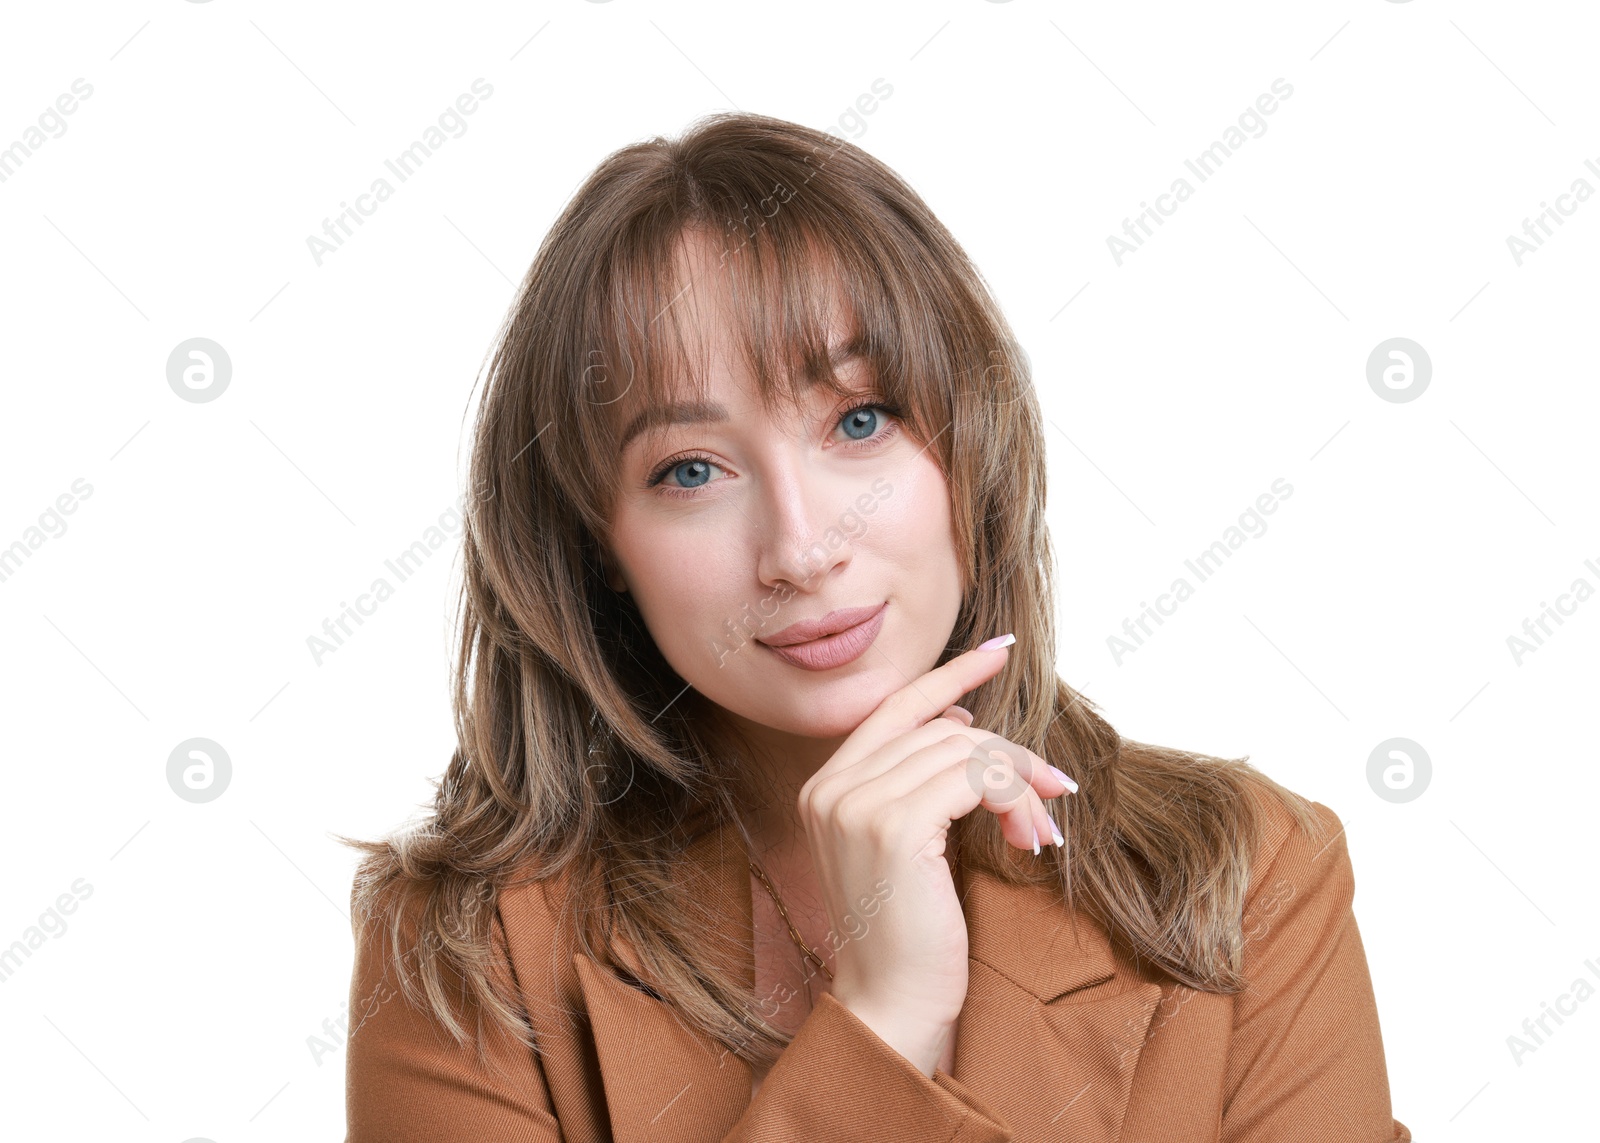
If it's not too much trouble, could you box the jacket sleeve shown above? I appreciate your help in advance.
[344,887,563,1143]
[722,989,1012,1142]
[1221,799,1411,1143]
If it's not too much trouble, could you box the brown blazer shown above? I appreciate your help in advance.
[345,790,1411,1141]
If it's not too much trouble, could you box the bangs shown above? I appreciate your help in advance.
[602,231,875,453]
[554,185,958,525]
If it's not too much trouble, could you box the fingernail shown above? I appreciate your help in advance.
[1031,824,1040,855]
[1047,765,1079,793]
[977,633,1015,651]
[1049,822,1065,848]
[945,704,972,721]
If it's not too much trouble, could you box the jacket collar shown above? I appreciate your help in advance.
[571,816,1165,1142]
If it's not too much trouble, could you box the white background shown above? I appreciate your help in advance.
[1,1,1595,1139]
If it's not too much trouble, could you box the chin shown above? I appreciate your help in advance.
[761,683,895,738]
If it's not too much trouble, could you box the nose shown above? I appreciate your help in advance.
[753,457,852,592]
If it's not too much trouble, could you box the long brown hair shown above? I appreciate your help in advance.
[342,110,1324,1073]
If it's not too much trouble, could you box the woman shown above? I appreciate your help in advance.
[343,110,1411,1141]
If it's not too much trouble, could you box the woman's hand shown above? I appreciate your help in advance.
[796,635,1076,1073]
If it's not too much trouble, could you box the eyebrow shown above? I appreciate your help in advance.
[618,345,864,453]
[619,399,729,453]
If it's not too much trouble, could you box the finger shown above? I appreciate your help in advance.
[817,635,1017,781]
[878,753,1042,854]
[1029,791,1065,851]
[967,748,1048,849]
[859,736,1050,853]
[989,783,1059,854]
[942,725,1075,800]
[829,718,1074,807]
[816,716,970,799]
[856,734,978,803]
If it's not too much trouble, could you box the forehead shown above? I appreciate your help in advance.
[616,342,868,453]
[596,225,875,453]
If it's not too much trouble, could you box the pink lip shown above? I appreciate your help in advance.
[759,603,887,672]
[758,603,887,647]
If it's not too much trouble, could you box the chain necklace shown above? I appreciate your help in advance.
[748,859,833,982]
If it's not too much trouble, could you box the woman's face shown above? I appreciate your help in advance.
[601,243,965,750]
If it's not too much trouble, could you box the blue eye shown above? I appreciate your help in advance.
[645,400,903,499]
[840,405,879,441]
[659,458,713,490]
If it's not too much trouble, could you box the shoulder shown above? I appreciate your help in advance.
[1231,779,1357,958]
[1237,778,1347,900]
[495,862,573,962]
[492,861,595,1026]
[350,855,572,953]
[1209,784,1404,1139]
[1110,740,1348,913]
[348,853,572,1011]
[344,866,566,1140]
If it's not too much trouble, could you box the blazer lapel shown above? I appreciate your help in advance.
[956,864,1166,1140]
[573,819,1164,1142]
[573,816,754,1143]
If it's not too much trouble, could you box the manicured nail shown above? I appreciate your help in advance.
[1031,824,1040,855]
[945,704,972,721]
[1047,765,1079,793]
[977,633,1015,651]
[1049,822,1065,848]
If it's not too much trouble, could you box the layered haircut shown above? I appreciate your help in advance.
[344,110,1324,1074]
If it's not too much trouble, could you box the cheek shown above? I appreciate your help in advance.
[868,458,955,559]
[614,515,734,621]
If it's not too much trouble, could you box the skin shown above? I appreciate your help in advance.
[600,230,967,862]
[598,233,1071,1089]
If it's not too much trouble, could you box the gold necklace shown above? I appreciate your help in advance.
[748,859,833,982]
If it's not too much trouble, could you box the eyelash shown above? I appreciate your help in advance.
[645,399,904,499]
